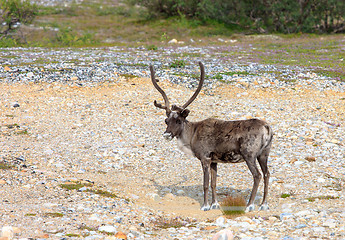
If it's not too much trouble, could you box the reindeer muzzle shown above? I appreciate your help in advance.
[163,132,173,141]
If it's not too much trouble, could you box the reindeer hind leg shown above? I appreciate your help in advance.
[243,154,262,212]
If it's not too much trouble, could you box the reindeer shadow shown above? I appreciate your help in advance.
[149,179,262,209]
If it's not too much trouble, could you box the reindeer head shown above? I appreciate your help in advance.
[150,62,205,140]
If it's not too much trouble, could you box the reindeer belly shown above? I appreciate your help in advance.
[211,152,245,163]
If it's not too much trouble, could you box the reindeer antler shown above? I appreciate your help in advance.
[182,62,205,109]
[150,65,171,116]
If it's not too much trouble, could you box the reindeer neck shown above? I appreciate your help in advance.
[177,120,196,143]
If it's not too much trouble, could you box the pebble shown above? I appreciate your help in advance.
[212,228,234,240]
[98,225,117,233]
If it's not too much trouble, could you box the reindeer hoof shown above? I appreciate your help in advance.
[258,203,269,211]
[200,204,211,211]
[211,202,220,210]
[245,204,255,212]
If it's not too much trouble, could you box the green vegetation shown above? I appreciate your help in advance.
[6,123,20,129]
[170,59,186,68]
[1,0,344,48]
[281,193,291,198]
[60,180,119,199]
[60,181,93,190]
[65,233,81,237]
[133,0,345,33]
[220,195,246,216]
[79,224,97,232]
[25,213,37,216]
[43,212,64,217]
[119,73,138,79]
[87,189,118,198]
[307,195,340,202]
[0,162,13,170]
[146,44,158,50]
[152,216,196,229]
[15,129,29,135]
[0,0,38,45]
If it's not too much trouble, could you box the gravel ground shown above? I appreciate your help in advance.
[1,46,345,240]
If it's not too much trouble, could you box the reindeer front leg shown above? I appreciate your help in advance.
[210,162,220,209]
[200,158,211,211]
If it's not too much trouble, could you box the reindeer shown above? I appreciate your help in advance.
[150,62,273,212]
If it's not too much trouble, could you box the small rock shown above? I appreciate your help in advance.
[115,231,127,240]
[168,39,178,44]
[215,216,226,227]
[78,186,88,192]
[295,224,307,229]
[98,225,116,233]
[13,103,20,108]
[305,156,316,162]
[1,226,14,239]
[161,187,172,193]
[164,193,175,200]
[295,210,311,217]
[317,177,326,183]
[176,189,185,196]
[212,228,234,240]
[147,193,160,201]
[323,219,337,228]
[280,212,293,221]
[88,214,101,221]
[27,72,34,78]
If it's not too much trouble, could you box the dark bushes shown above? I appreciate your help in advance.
[130,0,345,33]
[0,0,38,44]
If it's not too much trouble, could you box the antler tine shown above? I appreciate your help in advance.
[182,61,205,109]
[150,65,171,114]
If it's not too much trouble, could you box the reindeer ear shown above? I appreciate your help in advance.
[181,109,190,118]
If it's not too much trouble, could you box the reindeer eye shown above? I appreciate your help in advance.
[176,119,181,124]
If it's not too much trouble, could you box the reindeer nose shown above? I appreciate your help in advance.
[163,132,173,141]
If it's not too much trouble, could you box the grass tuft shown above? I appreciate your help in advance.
[169,60,186,68]
[0,162,14,170]
[60,181,93,190]
[25,213,37,216]
[87,189,118,198]
[281,193,291,198]
[307,195,340,202]
[152,216,196,229]
[220,195,246,216]
[43,212,64,218]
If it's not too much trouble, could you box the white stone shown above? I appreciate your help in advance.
[176,189,185,196]
[164,193,175,200]
[27,72,34,78]
[323,219,337,228]
[98,225,116,233]
[215,216,226,227]
[147,193,160,201]
[295,210,311,217]
[161,187,172,193]
[212,228,234,240]
[1,226,14,238]
[168,39,178,44]
[317,177,326,183]
[88,214,101,221]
